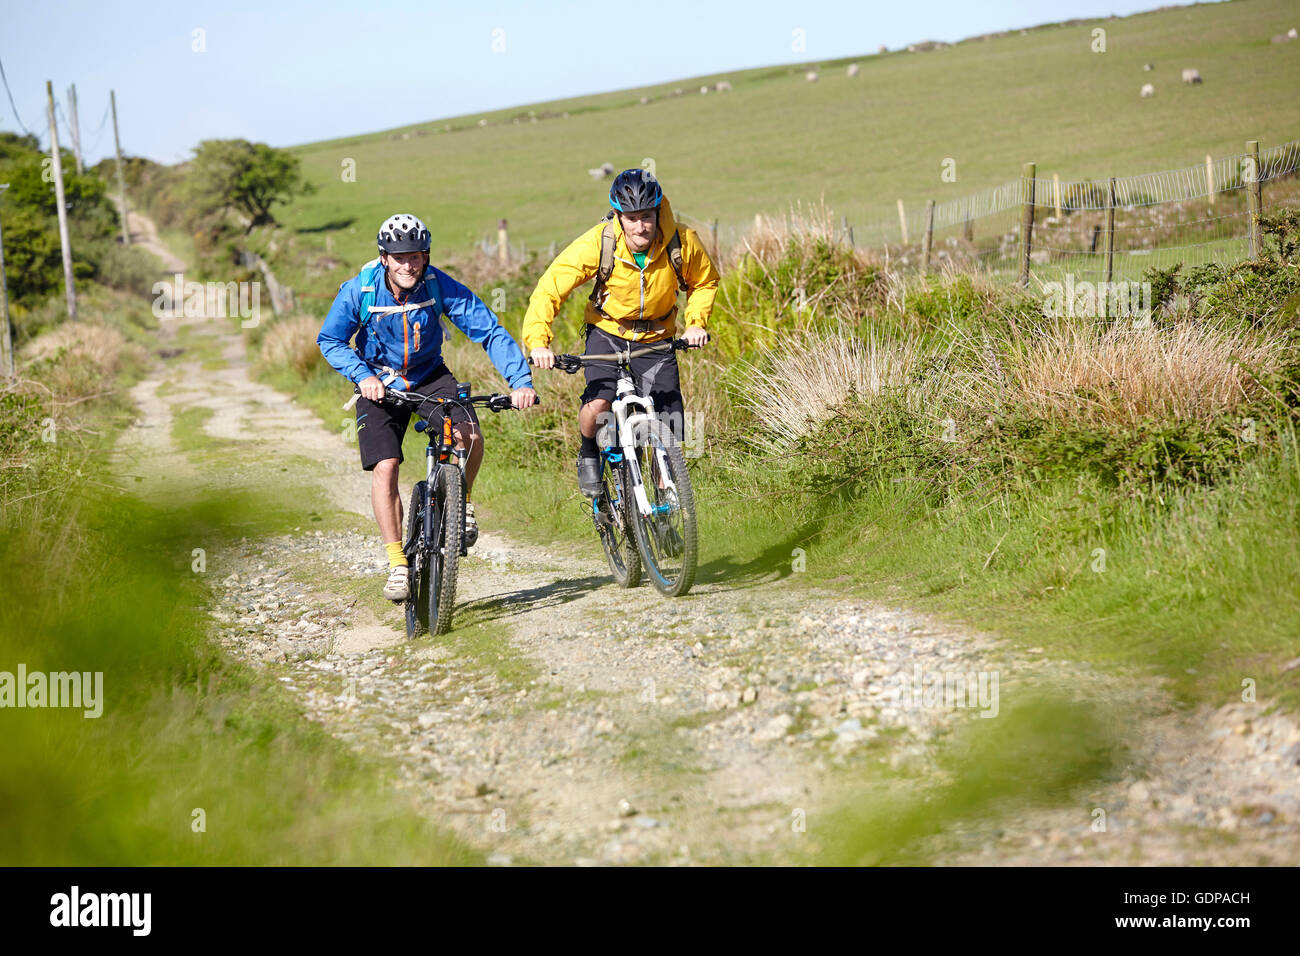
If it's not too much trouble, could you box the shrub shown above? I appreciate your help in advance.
[258,315,328,380]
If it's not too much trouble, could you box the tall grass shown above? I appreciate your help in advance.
[1,289,476,865]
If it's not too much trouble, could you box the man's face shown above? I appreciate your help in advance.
[381,251,428,291]
[619,209,658,253]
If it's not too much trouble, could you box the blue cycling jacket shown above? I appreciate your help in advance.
[317,261,533,391]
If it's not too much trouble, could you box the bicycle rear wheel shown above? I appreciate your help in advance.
[595,454,641,588]
[404,480,429,638]
[428,465,463,635]
[629,419,698,597]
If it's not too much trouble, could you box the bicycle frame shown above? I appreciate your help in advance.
[607,371,678,518]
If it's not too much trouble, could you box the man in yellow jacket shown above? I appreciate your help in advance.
[524,169,720,495]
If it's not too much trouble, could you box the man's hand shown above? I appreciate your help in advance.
[358,375,385,402]
[511,386,538,409]
[530,347,555,369]
[682,326,709,348]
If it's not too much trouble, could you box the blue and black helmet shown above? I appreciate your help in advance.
[609,168,663,213]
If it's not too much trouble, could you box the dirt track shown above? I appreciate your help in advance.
[112,227,1300,865]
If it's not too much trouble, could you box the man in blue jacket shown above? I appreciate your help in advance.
[318,213,537,602]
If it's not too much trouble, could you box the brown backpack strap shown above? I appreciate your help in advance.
[588,213,618,315]
[666,229,688,292]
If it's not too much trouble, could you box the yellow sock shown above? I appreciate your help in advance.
[385,541,407,568]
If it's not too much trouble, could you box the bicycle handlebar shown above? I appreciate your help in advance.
[383,388,524,414]
[531,337,700,375]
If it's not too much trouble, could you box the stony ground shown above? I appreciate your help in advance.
[112,281,1300,866]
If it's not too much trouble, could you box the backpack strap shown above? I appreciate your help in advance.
[665,229,688,292]
[356,258,383,328]
[587,212,618,316]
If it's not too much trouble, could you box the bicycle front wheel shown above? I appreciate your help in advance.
[595,454,641,588]
[428,465,463,635]
[629,419,698,597]
[405,479,429,639]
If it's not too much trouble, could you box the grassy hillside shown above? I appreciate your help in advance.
[279,0,1300,264]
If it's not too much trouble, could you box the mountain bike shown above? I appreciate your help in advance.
[365,383,520,637]
[542,338,699,597]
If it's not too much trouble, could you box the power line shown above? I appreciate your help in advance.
[84,100,111,154]
[0,52,33,137]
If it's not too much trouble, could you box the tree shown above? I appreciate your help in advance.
[187,139,314,230]
[0,140,119,304]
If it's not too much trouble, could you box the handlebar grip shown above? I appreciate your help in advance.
[414,419,428,433]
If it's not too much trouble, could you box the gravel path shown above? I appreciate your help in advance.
[112,291,1300,866]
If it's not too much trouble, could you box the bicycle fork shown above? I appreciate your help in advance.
[618,410,678,518]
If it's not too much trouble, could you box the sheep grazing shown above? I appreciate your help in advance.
[805,71,819,82]
[1291,27,1299,37]
[700,85,709,94]
[1140,83,1155,98]
[1181,68,1202,84]
[714,80,732,92]
[639,96,649,104]
[847,63,860,77]
[587,162,615,180]
[1142,63,1153,71]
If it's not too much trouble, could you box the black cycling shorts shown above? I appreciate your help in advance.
[579,325,684,429]
[355,363,480,471]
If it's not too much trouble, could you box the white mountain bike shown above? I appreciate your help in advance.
[544,338,699,597]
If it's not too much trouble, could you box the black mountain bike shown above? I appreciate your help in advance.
[542,338,699,597]
[368,383,519,637]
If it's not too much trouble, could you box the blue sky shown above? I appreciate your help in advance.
[0,0,1206,165]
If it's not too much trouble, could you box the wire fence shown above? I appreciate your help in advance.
[686,138,1300,286]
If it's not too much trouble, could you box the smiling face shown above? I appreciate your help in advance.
[618,208,659,254]
[380,250,428,291]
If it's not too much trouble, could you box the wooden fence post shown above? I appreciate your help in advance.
[963,197,973,242]
[896,199,908,245]
[1205,153,1215,205]
[497,218,509,266]
[1104,177,1116,284]
[1018,162,1035,286]
[1052,173,1062,219]
[921,200,935,274]
[1246,140,1263,259]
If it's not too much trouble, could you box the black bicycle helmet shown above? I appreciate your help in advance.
[377,213,431,253]
[609,168,663,213]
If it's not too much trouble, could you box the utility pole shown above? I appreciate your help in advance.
[0,184,14,377]
[66,83,84,175]
[46,81,77,320]
[111,90,129,245]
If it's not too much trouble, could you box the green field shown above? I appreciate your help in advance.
[279,0,1300,265]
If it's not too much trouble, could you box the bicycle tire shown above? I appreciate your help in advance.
[429,464,463,635]
[629,419,698,597]
[404,479,429,638]
[596,455,641,588]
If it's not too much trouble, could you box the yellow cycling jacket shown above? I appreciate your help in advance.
[522,197,720,351]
